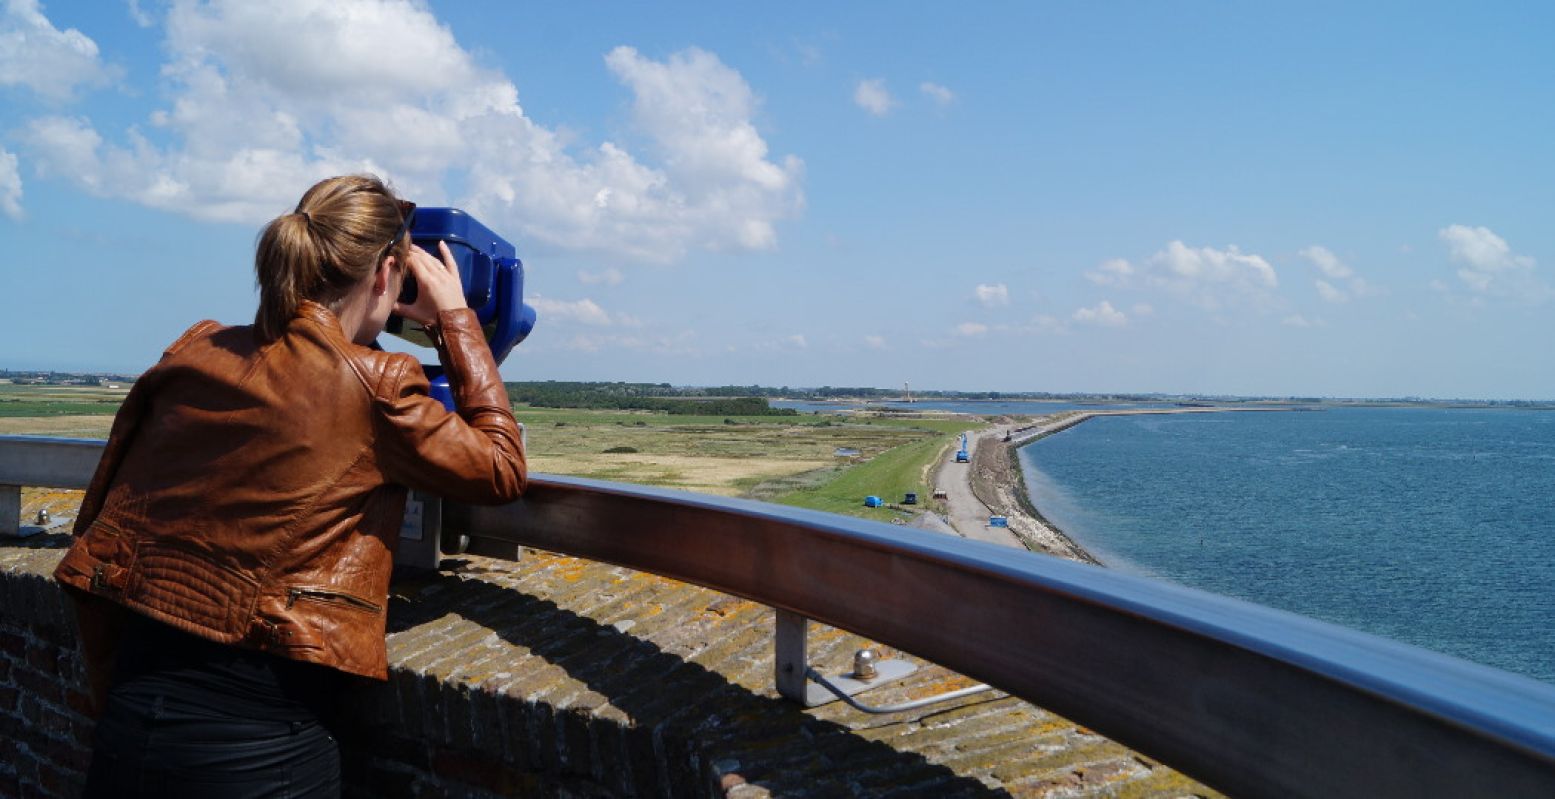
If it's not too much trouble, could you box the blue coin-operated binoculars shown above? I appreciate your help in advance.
[384,208,537,570]
[384,208,537,409]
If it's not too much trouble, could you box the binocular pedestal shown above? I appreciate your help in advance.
[396,491,444,571]
[382,207,535,573]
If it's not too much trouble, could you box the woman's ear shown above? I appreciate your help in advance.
[373,257,394,297]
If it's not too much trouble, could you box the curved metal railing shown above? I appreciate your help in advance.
[4,435,1554,798]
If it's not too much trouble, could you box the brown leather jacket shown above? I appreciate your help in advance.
[54,301,526,682]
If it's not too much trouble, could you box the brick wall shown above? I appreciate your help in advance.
[0,543,722,799]
[2,525,1213,798]
[0,563,93,799]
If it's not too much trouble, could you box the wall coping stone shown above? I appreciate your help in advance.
[2,487,1215,798]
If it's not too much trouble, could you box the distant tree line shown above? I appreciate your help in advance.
[11,370,1547,407]
[504,382,797,416]
[0,369,139,385]
[504,380,1555,409]
[530,382,1172,401]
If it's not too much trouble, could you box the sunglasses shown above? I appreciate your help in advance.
[381,199,417,261]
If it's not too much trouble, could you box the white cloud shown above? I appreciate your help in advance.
[562,330,697,354]
[530,297,613,326]
[1438,224,1547,300]
[19,116,104,186]
[1144,241,1277,310]
[1314,279,1348,304]
[126,0,154,27]
[1299,245,1352,280]
[563,335,603,353]
[1439,225,1530,273]
[853,78,896,116]
[1300,245,1379,303]
[1085,257,1135,287]
[0,0,116,101]
[954,322,988,337]
[602,45,803,252]
[578,267,624,286]
[1282,314,1325,328]
[920,81,954,106]
[0,147,22,219]
[973,282,1009,307]
[863,335,887,350]
[1026,314,1067,334]
[746,333,813,353]
[18,1,801,263]
[1072,300,1127,327]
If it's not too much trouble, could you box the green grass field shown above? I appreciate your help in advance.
[0,401,121,417]
[771,430,975,522]
[0,384,988,516]
[0,384,129,417]
[509,404,976,497]
[510,404,971,433]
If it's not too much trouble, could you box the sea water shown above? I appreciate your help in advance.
[772,399,1182,415]
[1017,407,1555,684]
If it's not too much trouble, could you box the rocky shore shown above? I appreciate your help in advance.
[964,413,1101,564]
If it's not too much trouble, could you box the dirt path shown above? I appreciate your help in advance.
[934,427,1024,548]
[967,415,1099,562]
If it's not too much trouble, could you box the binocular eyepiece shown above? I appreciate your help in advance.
[383,208,537,408]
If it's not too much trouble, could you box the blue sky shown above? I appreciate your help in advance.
[3,1,1553,399]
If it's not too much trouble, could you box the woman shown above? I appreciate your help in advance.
[54,174,527,797]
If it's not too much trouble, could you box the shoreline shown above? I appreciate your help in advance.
[963,407,1295,565]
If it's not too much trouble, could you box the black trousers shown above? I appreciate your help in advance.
[83,691,341,799]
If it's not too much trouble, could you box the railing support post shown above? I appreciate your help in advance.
[774,607,944,711]
[774,608,810,704]
[0,484,18,537]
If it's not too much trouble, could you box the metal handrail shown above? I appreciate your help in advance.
[0,435,104,489]
[4,434,1555,797]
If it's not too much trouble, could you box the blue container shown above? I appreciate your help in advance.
[989,516,1009,528]
[384,208,537,409]
[864,496,883,508]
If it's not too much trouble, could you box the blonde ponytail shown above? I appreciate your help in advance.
[254,175,410,342]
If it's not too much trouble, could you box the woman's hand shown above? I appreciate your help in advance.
[393,241,467,327]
